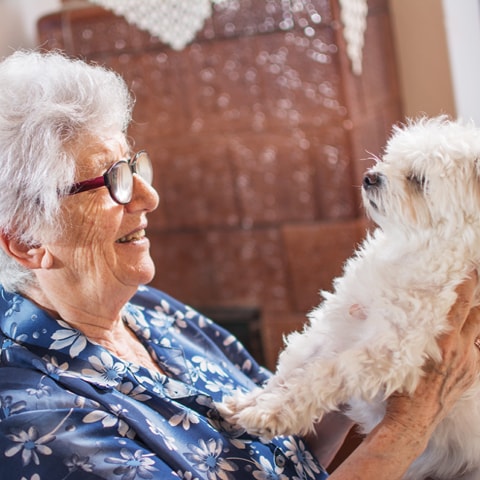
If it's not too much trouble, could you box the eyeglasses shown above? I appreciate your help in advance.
[68,151,153,205]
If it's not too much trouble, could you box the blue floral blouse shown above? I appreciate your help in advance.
[0,285,328,480]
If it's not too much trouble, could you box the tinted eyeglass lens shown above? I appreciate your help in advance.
[134,152,153,185]
[111,161,133,204]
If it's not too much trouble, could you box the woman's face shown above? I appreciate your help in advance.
[42,134,159,305]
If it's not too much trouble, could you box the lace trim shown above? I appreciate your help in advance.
[88,0,367,74]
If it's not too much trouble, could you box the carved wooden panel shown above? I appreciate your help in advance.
[38,0,403,370]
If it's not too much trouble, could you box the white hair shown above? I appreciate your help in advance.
[0,50,134,292]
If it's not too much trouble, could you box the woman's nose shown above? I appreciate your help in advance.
[127,174,159,212]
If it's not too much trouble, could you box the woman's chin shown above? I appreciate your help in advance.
[135,259,156,286]
[114,238,156,284]
[117,255,156,288]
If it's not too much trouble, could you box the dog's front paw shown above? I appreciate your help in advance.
[217,387,301,439]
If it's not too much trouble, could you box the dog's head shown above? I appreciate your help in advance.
[362,116,480,242]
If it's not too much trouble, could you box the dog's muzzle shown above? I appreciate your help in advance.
[362,171,384,190]
[362,172,385,213]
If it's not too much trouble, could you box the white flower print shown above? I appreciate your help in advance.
[5,426,55,466]
[252,455,288,480]
[191,355,228,378]
[176,470,200,480]
[163,433,177,452]
[283,437,321,479]
[145,419,177,451]
[133,374,168,398]
[174,310,188,329]
[41,355,70,380]
[122,305,152,341]
[128,362,141,374]
[169,410,200,430]
[64,453,94,473]
[49,320,87,357]
[203,379,234,395]
[82,405,132,437]
[83,409,119,428]
[2,322,28,361]
[222,334,237,348]
[229,438,249,450]
[239,358,254,372]
[123,304,148,326]
[158,336,173,349]
[119,382,151,402]
[5,409,73,467]
[146,418,163,437]
[158,299,172,314]
[0,394,26,420]
[163,379,192,399]
[3,293,22,317]
[184,438,237,480]
[148,307,174,329]
[184,307,199,318]
[26,381,52,399]
[105,447,157,479]
[82,351,126,387]
[74,395,100,409]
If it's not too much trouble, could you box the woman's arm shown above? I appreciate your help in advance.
[304,410,355,468]
[329,273,480,479]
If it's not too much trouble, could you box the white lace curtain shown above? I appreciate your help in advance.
[88,0,367,74]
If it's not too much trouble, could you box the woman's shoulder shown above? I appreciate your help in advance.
[131,285,187,312]
[129,285,272,386]
[0,365,94,419]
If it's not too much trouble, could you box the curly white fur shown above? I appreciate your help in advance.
[219,116,480,480]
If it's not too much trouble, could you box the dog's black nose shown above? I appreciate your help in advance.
[363,172,382,189]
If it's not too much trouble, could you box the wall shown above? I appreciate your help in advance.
[0,0,60,57]
[388,0,455,118]
[389,0,480,124]
[442,0,480,124]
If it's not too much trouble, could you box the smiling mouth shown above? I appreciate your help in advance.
[116,229,146,243]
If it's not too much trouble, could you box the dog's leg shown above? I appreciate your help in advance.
[219,340,420,438]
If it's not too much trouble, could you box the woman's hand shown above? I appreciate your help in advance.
[330,273,480,480]
[304,410,355,468]
[385,272,480,441]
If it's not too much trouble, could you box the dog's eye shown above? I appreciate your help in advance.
[407,173,426,190]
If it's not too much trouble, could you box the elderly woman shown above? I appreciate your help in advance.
[0,50,477,480]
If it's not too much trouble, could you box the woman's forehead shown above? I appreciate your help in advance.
[73,135,129,171]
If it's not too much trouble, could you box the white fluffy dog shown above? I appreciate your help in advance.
[220,116,480,480]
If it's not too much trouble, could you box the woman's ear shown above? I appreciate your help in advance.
[0,233,53,269]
